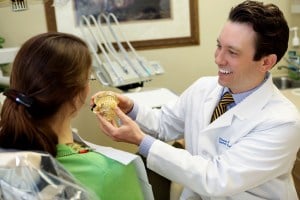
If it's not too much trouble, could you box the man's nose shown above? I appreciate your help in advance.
[215,51,227,66]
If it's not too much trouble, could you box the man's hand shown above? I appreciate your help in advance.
[96,106,145,145]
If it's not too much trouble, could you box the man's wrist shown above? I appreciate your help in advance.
[139,135,156,157]
[127,102,138,120]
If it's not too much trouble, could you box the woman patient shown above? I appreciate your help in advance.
[0,32,144,200]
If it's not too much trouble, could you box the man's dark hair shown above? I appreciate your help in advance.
[229,0,289,63]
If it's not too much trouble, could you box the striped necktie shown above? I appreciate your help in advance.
[210,92,234,122]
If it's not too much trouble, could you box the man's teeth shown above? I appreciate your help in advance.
[220,69,232,74]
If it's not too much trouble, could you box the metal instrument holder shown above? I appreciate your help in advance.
[79,13,164,91]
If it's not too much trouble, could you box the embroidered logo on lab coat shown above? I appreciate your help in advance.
[219,137,232,148]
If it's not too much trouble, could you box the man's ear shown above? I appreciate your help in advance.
[261,54,277,72]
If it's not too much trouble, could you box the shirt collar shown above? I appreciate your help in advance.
[223,72,270,105]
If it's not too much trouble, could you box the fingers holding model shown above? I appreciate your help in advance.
[90,91,145,145]
[96,106,145,145]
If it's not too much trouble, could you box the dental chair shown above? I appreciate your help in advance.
[0,149,98,200]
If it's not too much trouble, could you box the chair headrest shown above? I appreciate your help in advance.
[0,149,98,200]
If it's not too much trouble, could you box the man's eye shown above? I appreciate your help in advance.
[229,51,237,55]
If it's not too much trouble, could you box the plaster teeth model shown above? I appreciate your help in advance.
[93,91,119,123]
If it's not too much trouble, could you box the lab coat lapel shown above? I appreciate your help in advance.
[208,110,234,129]
[203,85,234,130]
[204,76,274,131]
[202,86,224,125]
[232,76,274,121]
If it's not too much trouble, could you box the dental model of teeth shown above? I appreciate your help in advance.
[93,91,119,123]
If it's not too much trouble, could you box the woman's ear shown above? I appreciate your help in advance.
[261,54,277,72]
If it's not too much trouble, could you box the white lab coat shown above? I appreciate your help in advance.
[135,75,300,200]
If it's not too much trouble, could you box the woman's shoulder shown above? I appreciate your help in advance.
[56,143,131,169]
[56,145,143,200]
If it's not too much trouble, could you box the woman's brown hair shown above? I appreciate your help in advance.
[0,32,92,156]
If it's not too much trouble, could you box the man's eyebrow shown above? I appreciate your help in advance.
[216,39,241,52]
[228,45,240,52]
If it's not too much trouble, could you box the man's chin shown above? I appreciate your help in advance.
[218,77,227,87]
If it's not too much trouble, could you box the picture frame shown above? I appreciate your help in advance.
[44,0,199,50]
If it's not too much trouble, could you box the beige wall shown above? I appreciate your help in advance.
[0,0,298,152]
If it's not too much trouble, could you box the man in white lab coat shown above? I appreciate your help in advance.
[93,0,300,199]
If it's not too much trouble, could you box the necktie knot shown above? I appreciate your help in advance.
[210,92,234,122]
[219,92,234,105]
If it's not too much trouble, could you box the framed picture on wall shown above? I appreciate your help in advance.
[73,0,172,25]
[44,0,199,50]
